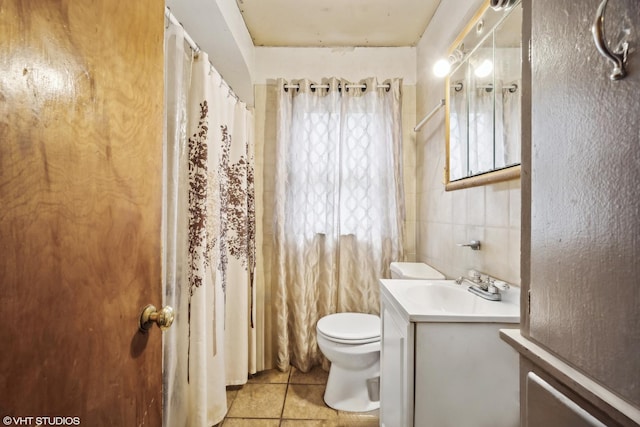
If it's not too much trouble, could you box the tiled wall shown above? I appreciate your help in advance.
[401,87,418,262]
[415,0,521,285]
[253,84,277,370]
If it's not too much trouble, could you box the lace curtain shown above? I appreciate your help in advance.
[495,80,521,168]
[468,76,495,175]
[451,78,520,179]
[273,77,405,372]
[449,83,468,181]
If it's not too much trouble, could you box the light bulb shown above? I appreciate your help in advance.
[433,59,452,77]
[474,59,493,78]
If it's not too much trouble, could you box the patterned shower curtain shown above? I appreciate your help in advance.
[163,22,256,427]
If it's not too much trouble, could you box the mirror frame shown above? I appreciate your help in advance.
[444,0,521,192]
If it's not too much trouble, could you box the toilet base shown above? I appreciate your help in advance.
[323,360,380,412]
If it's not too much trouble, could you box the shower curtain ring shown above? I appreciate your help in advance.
[591,0,629,80]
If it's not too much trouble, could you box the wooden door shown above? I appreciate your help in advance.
[528,0,640,408]
[0,1,164,425]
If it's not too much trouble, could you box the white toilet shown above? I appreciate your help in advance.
[316,262,445,412]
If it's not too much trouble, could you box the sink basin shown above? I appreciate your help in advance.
[379,279,520,323]
[404,283,476,312]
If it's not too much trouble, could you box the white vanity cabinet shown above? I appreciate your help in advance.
[380,279,520,427]
[380,293,414,427]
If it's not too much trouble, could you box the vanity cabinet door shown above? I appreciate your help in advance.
[525,371,607,427]
[380,300,414,427]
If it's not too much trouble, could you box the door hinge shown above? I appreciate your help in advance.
[528,38,532,63]
[528,289,531,315]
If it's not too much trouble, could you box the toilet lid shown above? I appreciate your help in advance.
[316,313,380,342]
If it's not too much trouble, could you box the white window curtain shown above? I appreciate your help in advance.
[449,81,468,181]
[495,79,521,169]
[468,75,495,176]
[273,77,405,372]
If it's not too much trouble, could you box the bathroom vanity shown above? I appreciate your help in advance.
[379,279,520,427]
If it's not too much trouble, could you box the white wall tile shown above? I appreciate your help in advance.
[465,186,486,227]
[486,182,511,228]
[509,179,522,229]
[452,189,467,225]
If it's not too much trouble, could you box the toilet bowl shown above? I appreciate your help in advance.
[316,313,381,412]
[315,262,445,412]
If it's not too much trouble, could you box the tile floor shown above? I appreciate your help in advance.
[218,366,379,426]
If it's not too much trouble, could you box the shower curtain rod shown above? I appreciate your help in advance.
[283,83,390,90]
[165,7,241,103]
[165,8,200,54]
[414,99,445,132]
[451,82,518,92]
[478,83,518,92]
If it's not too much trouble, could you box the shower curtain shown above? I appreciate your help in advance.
[163,21,256,427]
[273,77,405,373]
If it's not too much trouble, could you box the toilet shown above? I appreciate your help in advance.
[316,262,445,412]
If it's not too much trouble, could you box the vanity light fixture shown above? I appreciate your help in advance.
[433,48,465,77]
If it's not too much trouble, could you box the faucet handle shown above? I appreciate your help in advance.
[468,270,482,283]
[487,277,510,294]
[487,278,499,294]
[494,280,510,291]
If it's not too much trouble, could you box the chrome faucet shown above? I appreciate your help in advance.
[457,240,481,250]
[454,270,483,287]
[455,270,510,301]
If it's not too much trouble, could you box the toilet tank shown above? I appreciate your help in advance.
[389,262,445,280]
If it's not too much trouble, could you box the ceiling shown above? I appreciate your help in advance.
[235,0,441,47]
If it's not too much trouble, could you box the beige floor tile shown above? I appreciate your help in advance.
[335,411,380,426]
[248,368,291,384]
[226,383,287,419]
[337,409,379,420]
[281,419,378,427]
[289,366,329,385]
[226,387,239,411]
[280,421,327,426]
[283,384,338,420]
[222,419,280,427]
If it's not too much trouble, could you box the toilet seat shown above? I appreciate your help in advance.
[317,313,380,344]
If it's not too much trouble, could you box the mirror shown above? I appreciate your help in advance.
[445,0,522,191]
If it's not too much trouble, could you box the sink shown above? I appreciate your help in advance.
[403,282,476,312]
[379,279,520,323]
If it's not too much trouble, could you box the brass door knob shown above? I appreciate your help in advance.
[139,304,174,332]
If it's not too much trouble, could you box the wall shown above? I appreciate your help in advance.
[166,0,255,104]
[415,0,521,285]
[254,47,416,84]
